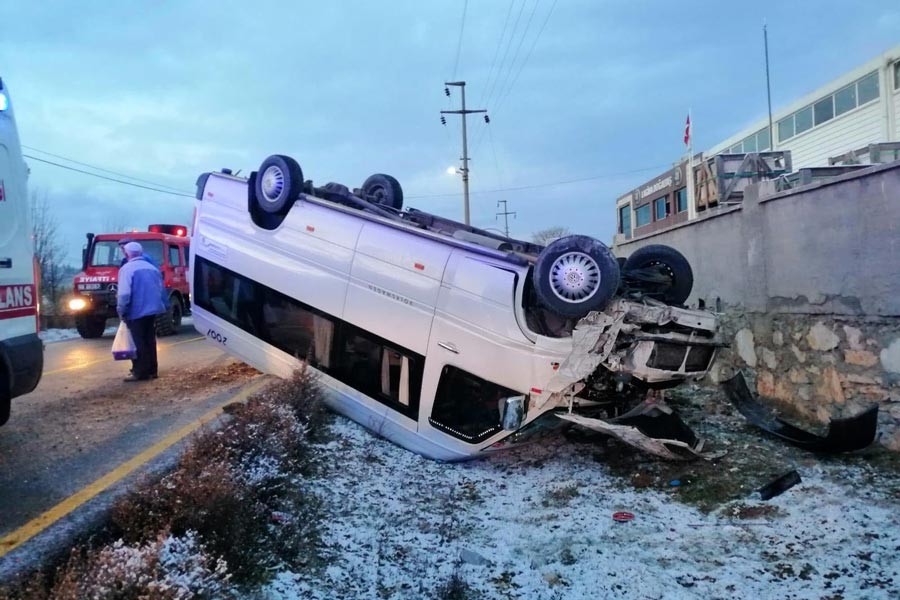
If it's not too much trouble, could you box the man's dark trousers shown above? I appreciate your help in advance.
[126,315,158,379]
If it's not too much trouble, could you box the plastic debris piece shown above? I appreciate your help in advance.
[757,470,802,500]
[612,511,635,523]
[669,479,681,487]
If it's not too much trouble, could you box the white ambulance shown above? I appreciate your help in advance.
[191,155,720,461]
[0,78,43,425]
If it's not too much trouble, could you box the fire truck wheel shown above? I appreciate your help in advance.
[623,244,694,305]
[361,174,403,210]
[534,235,620,318]
[75,315,107,339]
[156,297,182,337]
[254,155,304,214]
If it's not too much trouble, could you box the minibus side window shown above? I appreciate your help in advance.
[262,292,334,369]
[333,326,421,419]
[429,366,515,443]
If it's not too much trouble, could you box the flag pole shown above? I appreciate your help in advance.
[686,108,697,220]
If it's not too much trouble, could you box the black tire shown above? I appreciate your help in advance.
[623,244,694,305]
[0,373,10,426]
[156,296,182,337]
[533,235,620,318]
[361,174,403,210]
[254,155,304,214]
[76,315,106,339]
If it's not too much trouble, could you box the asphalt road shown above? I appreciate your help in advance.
[0,322,258,541]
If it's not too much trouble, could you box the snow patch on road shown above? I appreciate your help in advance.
[266,416,900,600]
[39,325,117,343]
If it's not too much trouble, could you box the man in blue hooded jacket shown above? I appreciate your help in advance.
[117,242,167,381]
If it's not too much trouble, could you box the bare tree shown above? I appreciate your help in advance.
[30,189,66,313]
[531,226,571,245]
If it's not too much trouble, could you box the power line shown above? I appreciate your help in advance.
[23,155,195,198]
[450,0,469,80]
[483,0,527,110]
[22,145,192,194]
[492,0,558,114]
[407,163,671,199]
[489,0,540,112]
[477,0,516,107]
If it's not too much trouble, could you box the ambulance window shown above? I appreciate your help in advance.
[168,245,182,267]
[429,366,515,443]
[184,244,190,267]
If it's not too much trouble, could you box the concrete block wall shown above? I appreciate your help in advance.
[615,161,900,449]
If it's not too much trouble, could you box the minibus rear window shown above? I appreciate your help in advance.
[429,366,515,443]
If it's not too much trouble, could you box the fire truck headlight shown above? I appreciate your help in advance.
[68,297,87,311]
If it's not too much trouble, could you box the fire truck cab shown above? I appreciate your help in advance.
[69,224,191,338]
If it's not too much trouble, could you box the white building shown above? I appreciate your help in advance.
[614,44,900,244]
[708,44,900,168]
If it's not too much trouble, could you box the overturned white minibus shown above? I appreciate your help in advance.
[191,155,721,461]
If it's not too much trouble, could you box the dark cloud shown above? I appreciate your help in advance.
[1,0,897,262]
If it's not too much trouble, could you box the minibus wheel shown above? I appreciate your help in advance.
[361,174,403,210]
[255,155,304,214]
[534,235,620,318]
[622,244,693,305]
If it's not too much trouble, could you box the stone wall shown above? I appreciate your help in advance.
[709,312,900,450]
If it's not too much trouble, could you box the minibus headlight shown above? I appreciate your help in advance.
[68,297,87,311]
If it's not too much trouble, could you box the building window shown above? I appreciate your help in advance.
[794,106,813,135]
[756,128,771,151]
[834,84,857,116]
[894,61,900,90]
[814,97,834,126]
[857,71,879,105]
[635,204,651,227]
[729,143,743,154]
[675,188,688,213]
[653,196,667,221]
[777,116,794,142]
[618,205,631,239]
[742,134,757,152]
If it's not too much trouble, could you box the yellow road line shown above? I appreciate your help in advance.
[43,336,206,376]
[0,376,269,559]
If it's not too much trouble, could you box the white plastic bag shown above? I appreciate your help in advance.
[112,322,137,361]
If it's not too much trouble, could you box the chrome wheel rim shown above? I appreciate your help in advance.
[549,252,601,303]
[261,165,285,203]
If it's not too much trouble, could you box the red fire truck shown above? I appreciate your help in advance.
[68,224,191,338]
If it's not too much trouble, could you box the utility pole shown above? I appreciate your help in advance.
[441,81,486,225]
[764,23,774,149]
[495,200,516,237]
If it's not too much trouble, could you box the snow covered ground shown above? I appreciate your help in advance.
[39,316,193,343]
[39,324,118,343]
[266,415,900,600]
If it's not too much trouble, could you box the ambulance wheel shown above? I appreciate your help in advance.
[76,315,107,339]
[255,155,304,214]
[0,375,10,426]
[156,297,182,337]
[361,174,403,210]
[623,244,693,305]
[534,235,620,318]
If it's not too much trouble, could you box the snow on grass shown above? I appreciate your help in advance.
[266,416,900,600]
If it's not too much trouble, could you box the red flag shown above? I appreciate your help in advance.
[683,114,691,146]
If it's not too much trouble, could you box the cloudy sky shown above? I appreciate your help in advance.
[1,1,898,264]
